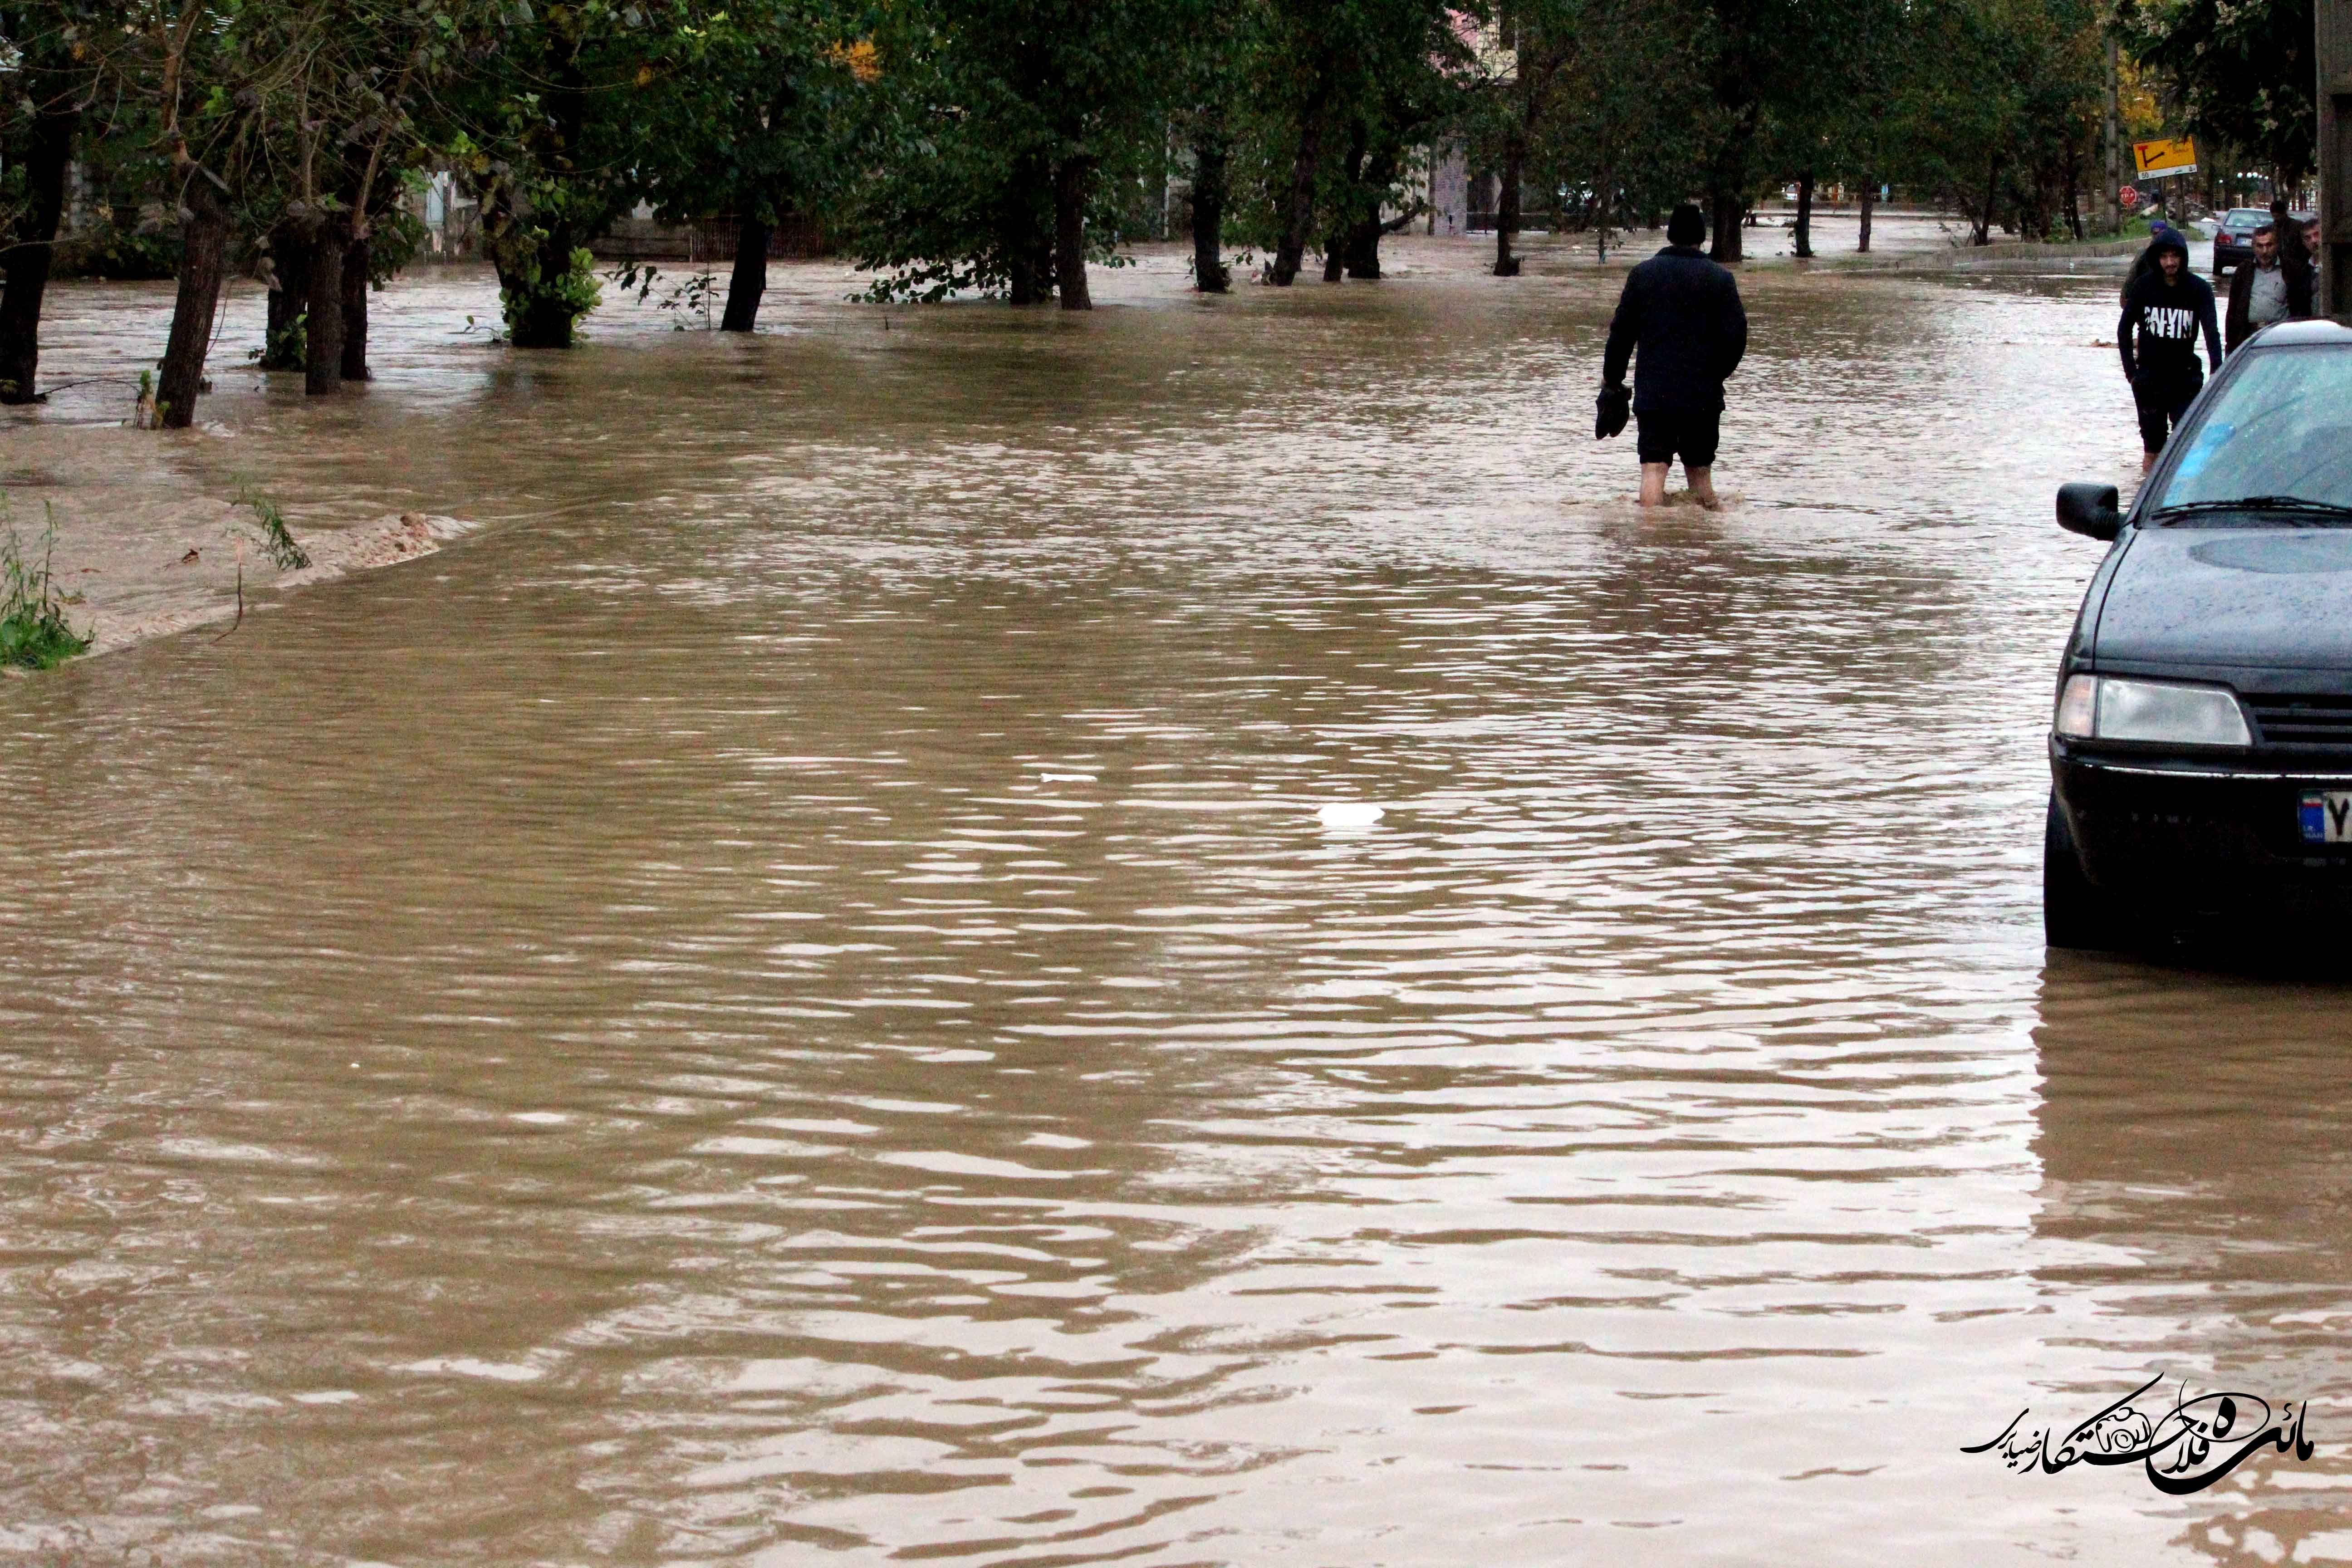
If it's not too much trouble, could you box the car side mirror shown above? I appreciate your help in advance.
[2057,482,2122,541]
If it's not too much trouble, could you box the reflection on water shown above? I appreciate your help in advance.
[2034,959,2352,1563]
[3,259,2347,1563]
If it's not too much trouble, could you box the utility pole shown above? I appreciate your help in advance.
[2104,32,2122,234]
[2323,0,2349,310]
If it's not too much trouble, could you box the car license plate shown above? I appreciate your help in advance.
[2299,792,2352,843]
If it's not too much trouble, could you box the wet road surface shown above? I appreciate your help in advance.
[5,253,2347,1564]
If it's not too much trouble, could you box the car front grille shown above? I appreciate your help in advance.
[2248,694,2352,750]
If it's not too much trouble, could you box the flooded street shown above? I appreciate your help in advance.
[5,250,2347,1564]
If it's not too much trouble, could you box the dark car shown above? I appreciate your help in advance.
[2212,206,2315,276]
[2044,318,2352,948]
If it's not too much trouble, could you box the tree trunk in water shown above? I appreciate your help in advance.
[1594,163,1613,263]
[507,299,578,347]
[1345,146,1400,279]
[1325,129,1364,282]
[1972,155,2001,245]
[1054,153,1093,310]
[0,98,74,404]
[1793,168,1815,258]
[158,168,230,430]
[340,231,371,381]
[1708,188,1744,262]
[721,216,769,330]
[1007,254,1043,305]
[304,216,347,396]
[1271,87,1328,286]
[263,221,314,372]
[1857,182,1875,252]
[502,58,592,348]
[500,225,583,348]
[1493,131,1524,276]
[1190,121,1230,293]
[1004,153,1051,304]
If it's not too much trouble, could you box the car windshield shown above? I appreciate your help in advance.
[2148,348,2352,519]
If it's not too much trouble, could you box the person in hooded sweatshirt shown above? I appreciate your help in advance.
[2118,228,2221,474]
[1598,203,1747,509]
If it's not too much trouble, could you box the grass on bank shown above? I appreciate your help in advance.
[0,502,92,670]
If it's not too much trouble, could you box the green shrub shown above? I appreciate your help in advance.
[0,505,92,670]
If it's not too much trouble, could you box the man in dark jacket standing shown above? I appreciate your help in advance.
[1599,203,1748,509]
[2224,220,2314,353]
[2118,227,2221,474]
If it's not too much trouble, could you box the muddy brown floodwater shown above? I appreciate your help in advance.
[5,245,2351,1566]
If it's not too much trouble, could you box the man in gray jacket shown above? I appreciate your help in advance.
[1598,204,1749,509]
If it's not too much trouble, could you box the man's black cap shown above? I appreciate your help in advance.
[1667,205,1706,246]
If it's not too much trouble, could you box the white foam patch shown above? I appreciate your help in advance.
[399,1357,544,1383]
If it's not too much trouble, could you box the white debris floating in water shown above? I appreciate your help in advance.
[1316,802,1385,828]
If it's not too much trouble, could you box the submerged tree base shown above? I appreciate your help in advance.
[506,303,579,349]
[495,243,603,349]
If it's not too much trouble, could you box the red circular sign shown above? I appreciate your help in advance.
[2119,185,2141,210]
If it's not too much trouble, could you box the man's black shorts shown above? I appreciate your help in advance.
[2133,372,2202,454]
[1635,408,1721,468]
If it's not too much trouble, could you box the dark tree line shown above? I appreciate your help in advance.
[0,0,2323,421]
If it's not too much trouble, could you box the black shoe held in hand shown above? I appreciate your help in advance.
[1596,384,1631,441]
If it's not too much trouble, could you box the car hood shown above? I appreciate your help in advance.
[2096,526,2352,671]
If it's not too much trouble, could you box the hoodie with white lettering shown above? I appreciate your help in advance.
[2117,265,2220,387]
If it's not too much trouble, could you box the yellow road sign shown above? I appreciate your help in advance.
[2133,137,2197,178]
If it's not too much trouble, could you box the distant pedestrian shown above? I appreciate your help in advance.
[2224,220,2314,353]
[2117,228,2220,475]
[2272,198,2312,269]
[1598,203,1748,510]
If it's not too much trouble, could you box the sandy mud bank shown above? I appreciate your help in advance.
[3,424,471,661]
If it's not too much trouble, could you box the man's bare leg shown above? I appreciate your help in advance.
[1640,462,1670,507]
[1687,465,1720,510]
[2141,450,2159,476]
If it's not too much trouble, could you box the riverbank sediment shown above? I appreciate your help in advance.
[2,424,470,662]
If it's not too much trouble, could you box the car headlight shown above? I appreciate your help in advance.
[2053,674,2252,747]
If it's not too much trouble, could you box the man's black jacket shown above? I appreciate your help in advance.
[1602,245,1748,414]
[2224,255,2315,353]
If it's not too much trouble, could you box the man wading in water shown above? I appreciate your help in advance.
[1597,203,1748,509]
[2118,227,2220,475]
